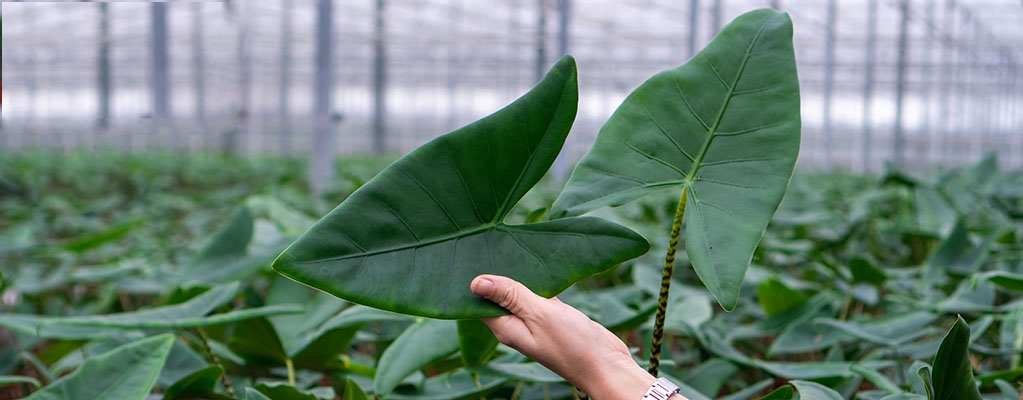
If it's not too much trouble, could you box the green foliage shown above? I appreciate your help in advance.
[2,8,1021,400]
[757,278,807,316]
[457,319,499,366]
[931,316,983,400]
[374,319,459,396]
[2,147,1020,399]
[790,380,844,399]
[23,335,174,400]
[163,365,226,400]
[273,56,649,318]
[551,9,801,310]
[342,378,369,400]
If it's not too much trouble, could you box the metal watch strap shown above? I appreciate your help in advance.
[642,377,680,400]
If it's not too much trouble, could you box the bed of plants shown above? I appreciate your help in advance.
[2,8,1023,400]
[2,146,1021,400]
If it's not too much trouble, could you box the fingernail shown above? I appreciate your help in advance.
[473,278,494,297]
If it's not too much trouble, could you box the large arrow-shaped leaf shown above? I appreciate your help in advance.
[273,56,649,318]
[550,9,800,310]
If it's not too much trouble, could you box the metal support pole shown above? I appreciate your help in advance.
[1016,67,1023,169]
[557,0,570,57]
[192,3,206,137]
[227,0,252,153]
[688,0,700,58]
[922,0,935,166]
[860,0,877,172]
[822,0,836,168]
[770,0,781,10]
[710,0,723,36]
[98,3,111,130]
[310,0,336,194]
[279,0,293,154]
[372,0,387,154]
[952,9,966,163]
[938,0,953,163]
[893,0,911,169]
[508,2,521,92]
[447,0,462,128]
[28,6,37,126]
[534,0,547,83]
[968,23,981,161]
[0,6,4,143]
[551,0,572,180]
[151,3,170,126]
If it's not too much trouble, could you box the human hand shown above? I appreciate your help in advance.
[470,275,683,400]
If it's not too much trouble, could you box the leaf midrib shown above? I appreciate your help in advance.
[301,223,498,264]
[492,67,573,224]
[299,69,573,266]
[684,18,771,187]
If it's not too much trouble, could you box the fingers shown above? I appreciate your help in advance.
[481,314,533,350]
[470,274,543,317]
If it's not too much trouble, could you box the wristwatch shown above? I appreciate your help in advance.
[642,377,680,400]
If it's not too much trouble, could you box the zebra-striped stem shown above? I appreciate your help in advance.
[648,186,688,377]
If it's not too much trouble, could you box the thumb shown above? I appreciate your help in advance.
[471,275,542,316]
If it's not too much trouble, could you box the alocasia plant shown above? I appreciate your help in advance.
[273,56,649,319]
[550,9,800,374]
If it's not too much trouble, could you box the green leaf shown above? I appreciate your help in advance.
[292,306,411,367]
[255,383,334,400]
[343,378,369,400]
[228,318,288,366]
[264,277,349,364]
[457,319,499,366]
[790,380,843,399]
[923,220,994,287]
[682,358,738,397]
[978,271,1023,292]
[751,360,893,380]
[46,332,207,388]
[164,365,223,400]
[246,388,273,400]
[851,364,902,395]
[813,312,937,347]
[756,277,807,316]
[768,317,843,355]
[194,207,254,262]
[63,218,141,253]
[881,394,927,400]
[757,386,793,400]
[41,305,301,334]
[0,375,41,389]
[3,284,240,339]
[718,379,773,400]
[469,362,565,383]
[25,334,174,400]
[374,319,460,396]
[994,379,1021,400]
[273,56,649,319]
[35,283,301,336]
[909,361,934,399]
[931,316,983,400]
[174,207,287,286]
[550,9,800,310]
[385,370,506,400]
[850,257,886,285]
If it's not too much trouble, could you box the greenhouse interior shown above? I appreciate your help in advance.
[1,0,1022,399]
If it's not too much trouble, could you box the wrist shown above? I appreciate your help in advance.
[581,358,655,400]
